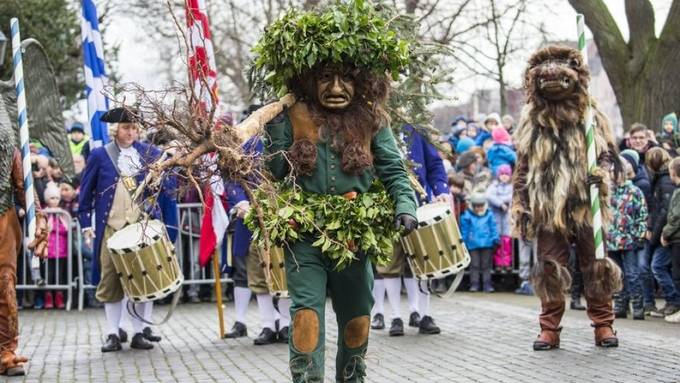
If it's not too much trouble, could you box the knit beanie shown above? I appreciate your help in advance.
[491,127,512,145]
[496,164,512,177]
[455,137,475,154]
[484,112,501,126]
[44,183,61,201]
[469,192,487,205]
[457,151,478,169]
[620,149,640,169]
[662,112,678,133]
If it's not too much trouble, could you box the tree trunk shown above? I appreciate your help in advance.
[570,0,680,132]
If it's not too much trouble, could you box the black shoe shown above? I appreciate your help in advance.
[143,327,162,342]
[119,328,128,343]
[631,298,645,320]
[130,333,154,350]
[371,313,385,330]
[389,318,404,336]
[408,311,421,327]
[570,298,586,311]
[101,334,122,353]
[418,315,441,335]
[4,366,25,376]
[277,326,289,344]
[253,328,277,345]
[223,321,247,338]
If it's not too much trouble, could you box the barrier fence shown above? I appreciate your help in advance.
[18,208,77,311]
[18,203,526,311]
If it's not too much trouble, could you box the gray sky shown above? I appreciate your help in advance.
[103,1,673,107]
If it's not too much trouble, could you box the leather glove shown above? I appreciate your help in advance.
[29,213,49,258]
[395,214,418,236]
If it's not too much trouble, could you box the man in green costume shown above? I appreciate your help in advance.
[254,3,419,381]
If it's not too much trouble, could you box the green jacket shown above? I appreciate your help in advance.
[663,188,680,242]
[264,112,417,219]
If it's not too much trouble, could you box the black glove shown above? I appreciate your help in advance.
[395,214,418,236]
[587,174,603,186]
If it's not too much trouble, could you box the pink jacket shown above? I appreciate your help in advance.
[47,215,69,259]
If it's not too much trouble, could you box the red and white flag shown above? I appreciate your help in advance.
[185,0,227,265]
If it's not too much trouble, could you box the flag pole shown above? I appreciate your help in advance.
[11,18,36,246]
[576,14,605,260]
[212,247,225,338]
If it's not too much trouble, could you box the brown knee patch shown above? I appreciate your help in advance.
[292,309,319,353]
[343,315,369,349]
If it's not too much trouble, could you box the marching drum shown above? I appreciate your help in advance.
[107,220,183,302]
[401,202,470,281]
[267,247,288,298]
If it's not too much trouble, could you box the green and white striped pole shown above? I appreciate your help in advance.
[577,14,605,260]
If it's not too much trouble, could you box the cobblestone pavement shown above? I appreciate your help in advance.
[9,292,680,382]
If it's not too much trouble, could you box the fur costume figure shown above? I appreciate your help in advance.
[512,45,622,351]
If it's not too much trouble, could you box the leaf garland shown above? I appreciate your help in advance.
[248,0,411,98]
[244,181,399,270]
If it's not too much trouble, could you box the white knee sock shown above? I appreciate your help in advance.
[105,301,123,336]
[131,302,149,334]
[418,281,430,317]
[278,298,291,327]
[256,293,276,330]
[144,301,153,322]
[372,279,385,316]
[383,277,402,320]
[404,278,419,314]
[234,287,252,324]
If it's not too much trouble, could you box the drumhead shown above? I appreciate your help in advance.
[415,203,452,224]
[107,219,165,251]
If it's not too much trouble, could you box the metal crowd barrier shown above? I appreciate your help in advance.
[18,208,77,311]
[175,203,232,289]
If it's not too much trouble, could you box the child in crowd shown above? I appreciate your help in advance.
[47,158,64,184]
[486,164,513,273]
[659,112,678,152]
[44,185,68,309]
[661,157,680,323]
[486,127,516,175]
[460,192,499,293]
[448,174,467,220]
[607,159,648,320]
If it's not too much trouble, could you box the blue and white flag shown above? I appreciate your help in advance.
[80,0,109,147]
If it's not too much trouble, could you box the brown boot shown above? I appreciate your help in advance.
[0,350,27,376]
[533,300,565,351]
[586,297,618,347]
[593,325,618,348]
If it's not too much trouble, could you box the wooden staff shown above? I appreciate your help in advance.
[212,248,225,338]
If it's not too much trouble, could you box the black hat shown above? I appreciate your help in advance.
[100,107,138,123]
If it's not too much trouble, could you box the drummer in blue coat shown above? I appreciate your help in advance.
[78,107,177,353]
[223,136,292,345]
[372,125,450,336]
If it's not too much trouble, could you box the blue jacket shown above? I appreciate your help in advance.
[226,138,264,258]
[404,125,449,203]
[632,163,652,204]
[474,130,491,146]
[78,141,178,284]
[486,143,516,175]
[459,206,499,250]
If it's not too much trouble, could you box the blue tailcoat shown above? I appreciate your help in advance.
[225,138,264,258]
[404,125,449,203]
[77,142,178,284]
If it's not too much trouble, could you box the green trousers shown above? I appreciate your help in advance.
[284,238,374,383]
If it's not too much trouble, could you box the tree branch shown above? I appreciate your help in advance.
[625,0,655,76]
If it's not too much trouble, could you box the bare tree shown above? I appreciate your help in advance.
[569,0,680,131]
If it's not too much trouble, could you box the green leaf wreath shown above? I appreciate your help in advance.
[249,0,411,98]
[244,182,399,270]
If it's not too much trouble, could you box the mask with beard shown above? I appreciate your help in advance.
[286,64,390,176]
